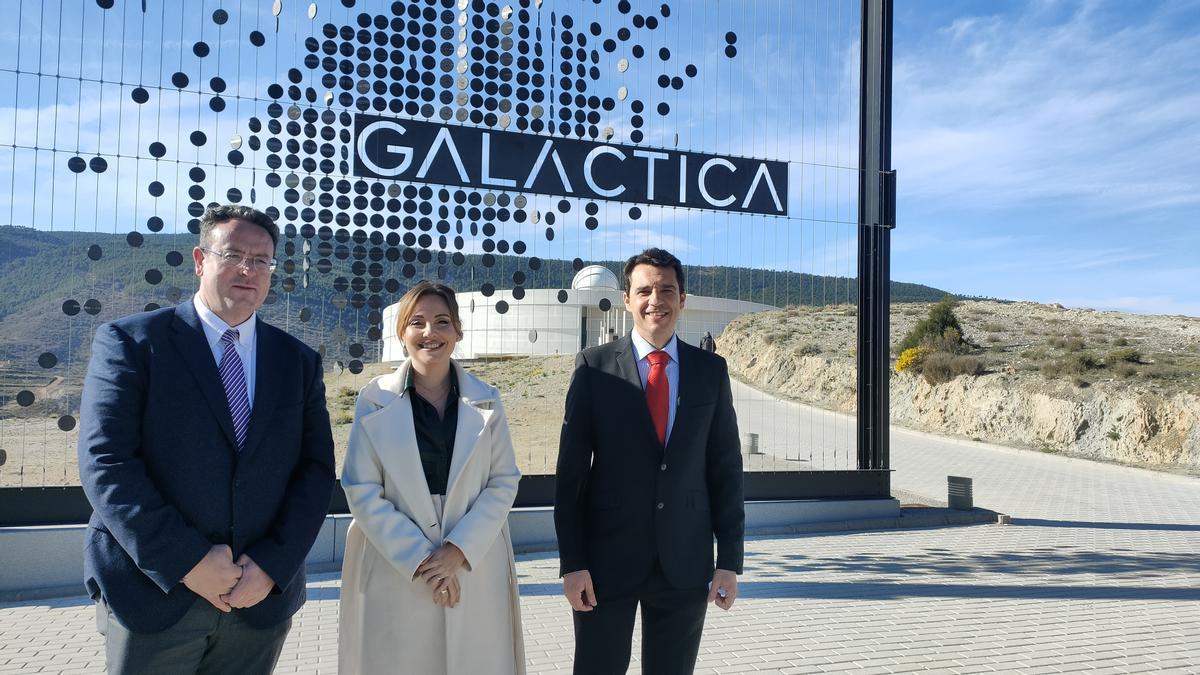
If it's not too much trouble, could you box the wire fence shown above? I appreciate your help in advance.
[0,0,861,488]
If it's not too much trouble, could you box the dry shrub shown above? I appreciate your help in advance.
[1104,347,1142,365]
[1041,352,1100,379]
[795,343,822,357]
[1112,362,1138,378]
[921,352,981,385]
[1048,336,1086,351]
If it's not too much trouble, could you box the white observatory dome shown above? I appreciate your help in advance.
[571,265,621,291]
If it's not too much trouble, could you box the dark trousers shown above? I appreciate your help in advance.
[572,564,709,675]
[97,597,291,675]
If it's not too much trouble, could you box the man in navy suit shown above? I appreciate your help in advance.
[555,248,744,674]
[78,205,335,674]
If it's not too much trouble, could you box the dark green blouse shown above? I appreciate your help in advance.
[404,368,459,495]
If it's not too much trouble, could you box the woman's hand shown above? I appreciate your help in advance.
[431,573,461,608]
[416,542,467,588]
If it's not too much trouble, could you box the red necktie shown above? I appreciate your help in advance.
[645,350,669,445]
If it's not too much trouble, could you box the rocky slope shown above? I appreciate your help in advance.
[720,301,1200,471]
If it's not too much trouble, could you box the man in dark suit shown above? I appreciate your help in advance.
[78,205,336,674]
[555,248,745,674]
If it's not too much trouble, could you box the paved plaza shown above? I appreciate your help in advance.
[3,394,1199,673]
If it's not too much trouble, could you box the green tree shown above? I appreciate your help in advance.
[899,296,965,352]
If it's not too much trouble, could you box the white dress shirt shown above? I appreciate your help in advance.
[193,295,257,408]
[629,330,679,445]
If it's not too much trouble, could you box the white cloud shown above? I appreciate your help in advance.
[894,4,1200,216]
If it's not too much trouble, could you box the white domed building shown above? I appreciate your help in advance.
[382,265,774,361]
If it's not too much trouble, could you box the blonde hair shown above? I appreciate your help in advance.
[394,281,464,340]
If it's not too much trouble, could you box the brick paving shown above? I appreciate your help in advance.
[3,425,1198,673]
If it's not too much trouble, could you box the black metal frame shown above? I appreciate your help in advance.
[0,470,892,527]
[1,1,898,529]
[857,0,895,472]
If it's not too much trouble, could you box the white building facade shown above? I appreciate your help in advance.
[382,266,774,361]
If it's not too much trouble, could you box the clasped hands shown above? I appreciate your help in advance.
[416,542,467,608]
[182,545,275,613]
[562,568,739,612]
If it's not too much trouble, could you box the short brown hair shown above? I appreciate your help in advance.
[622,248,685,294]
[394,281,464,339]
[199,204,280,247]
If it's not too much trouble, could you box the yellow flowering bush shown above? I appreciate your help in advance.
[895,346,931,373]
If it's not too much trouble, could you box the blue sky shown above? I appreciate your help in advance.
[0,1,1196,316]
[892,0,1200,316]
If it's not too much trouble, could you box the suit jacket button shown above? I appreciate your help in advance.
[660,463,667,471]
[657,502,664,510]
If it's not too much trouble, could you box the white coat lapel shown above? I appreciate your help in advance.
[445,362,495,499]
[359,364,441,531]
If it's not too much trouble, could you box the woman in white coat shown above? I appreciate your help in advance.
[338,281,525,675]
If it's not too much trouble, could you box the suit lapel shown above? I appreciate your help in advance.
[614,335,662,448]
[239,319,282,459]
[170,300,239,452]
[360,365,441,530]
[665,341,695,455]
[445,363,493,499]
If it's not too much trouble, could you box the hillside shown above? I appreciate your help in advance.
[0,224,952,393]
[720,300,1200,472]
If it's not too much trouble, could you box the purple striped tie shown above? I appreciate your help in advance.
[218,329,250,450]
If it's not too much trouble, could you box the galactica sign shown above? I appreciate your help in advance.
[353,114,788,216]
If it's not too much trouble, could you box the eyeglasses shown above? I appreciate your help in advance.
[199,247,278,272]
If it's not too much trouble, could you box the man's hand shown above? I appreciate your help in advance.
[416,543,467,588]
[223,555,276,609]
[431,574,461,608]
[707,569,738,610]
[182,545,242,612]
[562,570,597,612]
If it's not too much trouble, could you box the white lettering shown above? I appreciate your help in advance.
[584,146,626,197]
[480,133,516,188]
[357,120,412,177]
[416,126,470,182]
[741,162,784,212]
[698,157,736,207]
[678,154,687,203]
[633,149,668,200]
[523,139,573,193]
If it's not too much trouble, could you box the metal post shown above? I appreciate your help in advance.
[857,0,895,471]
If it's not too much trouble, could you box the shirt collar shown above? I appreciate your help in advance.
[193,294,256,348]
[404,364,459,396]
[630,329,678,364]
